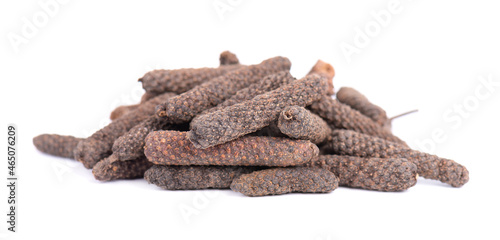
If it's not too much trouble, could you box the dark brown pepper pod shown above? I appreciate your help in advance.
[33,134,82,159]
[305,155,417,191]
[145,165,260,190]
[336,87,388,126]
[307,60,335,95]
[188,74,327,149]
[230,167,339,197]
[110,104,140,121]
[277,106,332,144]
[219,51,240,66]
[325,130,469,187]
[92,155,153,181]
[145,131,319,167]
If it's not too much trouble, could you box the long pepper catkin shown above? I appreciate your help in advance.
[336,87,388,126]
[219,51,240,66]
[230,167,339,197]
[308,60,335,95]
[33,134,82,159]
[326,130,469,187]
[73,92,176,169]
[110,104,140,121]
[188,74,327,149]
[145,165,260,190]
[92,155,153,181]
[277,106,332,144]
[145,131,319,166]
[305,155,417,191]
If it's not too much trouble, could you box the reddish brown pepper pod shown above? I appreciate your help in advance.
[308,60,335,95]
[110,104,140,121]
[325,129,469,187]
[33,134,82,159]
[73,92,176,169]
[188,74,327,149]
[277,106,332,144]
[145,130,319,167]
[145,165,260,190]
[230,167,339,197]
[92,156,153,181]
[219,51,240,66]
[304,155,417,191]
[336,87,388,126]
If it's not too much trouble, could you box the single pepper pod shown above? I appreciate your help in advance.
[188,74,327,149]
[325,129,469,187]
[230,167,339,197]
[92,155,153,181]
[304,155,417,191]
[73,92,177,169]
[277,106,332,144]
[145,130,319,167]
[336,87,388,126]
[110,104,140,121]
[145,165,260,190]
[219,51,240,66]
[33,134,82,159]
[307,60,335,95]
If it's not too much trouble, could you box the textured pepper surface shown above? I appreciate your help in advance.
[336,87,388,126]
[73,92,177,169]
[145,131,319,166]
[33,134,82,159]
[326,130,469,187]
[92,155,153,181]
[277,106,332,144]
[305,155,417,191]
[219,51,240,65]
[145,165,260,190]
[307,60,335,95]
[230,167,338,197]
[188,74,327,149]
[309,96,407,146]
[155,57,292,123]
[110,104,140,121]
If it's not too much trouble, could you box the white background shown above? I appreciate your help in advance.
[1,1,499,239]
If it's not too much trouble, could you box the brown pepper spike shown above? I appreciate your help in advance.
[219,51,240,66]
[305,155,417,191]
[188,74,327,149]
[92,155,153,181]
[155,56,292,123]
[336,87,388,126]
[277,106,332,144]
[230,167,339,197]
[33,134,82,159]
[73,92,177,169]
[145,165,260,190]
[145,131,319,167]
[110,104,140,121]
[308,60,335,95]
[326,130,469,187]
[309,96,407,146]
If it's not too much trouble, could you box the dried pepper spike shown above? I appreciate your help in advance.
[230,167,339,197]
[188,74,327,149]
[33,134,82,159]
[309,96,407,146]
[325,129,469,187]
[145,165,260,190]
[336,87,388,126]
[92,155,153,181]
[219,51,240,66]
[305,155,417,191]
[277,105,332,144]
[145,130,319,166]
[73,92,177,169]
[307,60,335,95]
[155,56,292,123]
[110,104,140,121]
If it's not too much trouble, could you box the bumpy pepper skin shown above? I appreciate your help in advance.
[325,130,469,187]
[219,51,240,66]
[307,60,335,95]
[92,156,153,181]
[305,155,417,191]
[188,74,327,149]
[110,104,140,121]
[277,106,332,144]
[336,87,388,126]
[230,167,339,197]
[145,131,319,167]
[33,134,82,159]
[145,165,260,190]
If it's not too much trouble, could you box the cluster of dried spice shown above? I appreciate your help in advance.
[33,51,469,197]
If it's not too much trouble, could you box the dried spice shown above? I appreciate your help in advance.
[307,60,335,95]
[92,155,153,181]
[188,74,328,149]
[336,87,388,126]
[305,155,417,191]
[33,134,82,159]
[325,129,469,187]
[145,130,319,166]
[155,56,292,123]
[219,51,240,66]
[74,92,176,169]
[110,104,140,121]
[277,106,332,144]
[230,167,339,197]
[309,96,407,146]
[145,165,260,190]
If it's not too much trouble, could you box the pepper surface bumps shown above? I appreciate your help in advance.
[219,51,240,66]
[92,155,153,181]
[277,106,332,144]
[230,167,338,197]
[326,129,469,187]
[145,165,260,190]
[336,87,388,126]
[305,155,417,191]
[33,134,82,159]
[188,74,327,149]
[145,130,319,166]
[308,60,335,95]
